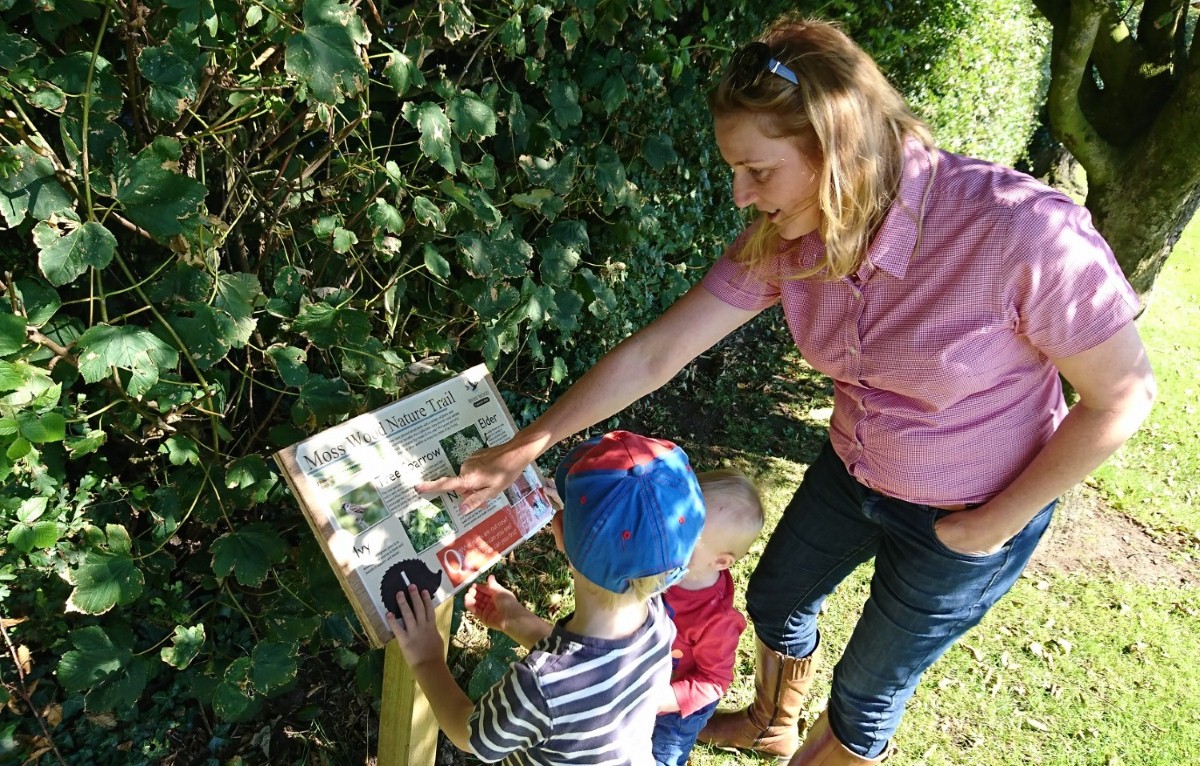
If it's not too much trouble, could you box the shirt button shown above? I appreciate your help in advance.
[848,347,858,356]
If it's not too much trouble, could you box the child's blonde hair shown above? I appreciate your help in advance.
[574,570,671,609]
[697,469,765,556]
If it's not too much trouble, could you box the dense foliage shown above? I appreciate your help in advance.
[0,0,1047,762]
[870,0,1050,164]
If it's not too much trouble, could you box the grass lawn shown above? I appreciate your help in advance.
[1092,219,1200,543]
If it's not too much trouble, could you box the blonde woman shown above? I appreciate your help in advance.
[421,16,1155,765]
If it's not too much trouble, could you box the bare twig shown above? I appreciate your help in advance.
[0,620,70,766]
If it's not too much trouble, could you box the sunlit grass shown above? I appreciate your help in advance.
[894,572,1200,765]
[1092,216,1200,546]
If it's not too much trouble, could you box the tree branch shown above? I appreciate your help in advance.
[1136,0,1181,63]
[1139,19,1200,156]
[1172,6,1189,70]
[1088,1,1186,145]
[1191,8,1200,65]
[1070,0,1132,98]
[1044,0,1122,184]
[0,620,69,766]
[1090,3,1135,100]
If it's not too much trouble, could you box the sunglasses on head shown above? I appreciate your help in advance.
[728,41,800,91]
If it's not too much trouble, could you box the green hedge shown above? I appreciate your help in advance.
[0,0,1047,761]
[869,0,1051,165]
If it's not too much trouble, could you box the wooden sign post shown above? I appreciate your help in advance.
[378,600,454,766]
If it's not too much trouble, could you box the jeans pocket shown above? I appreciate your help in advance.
[924,507,1008,561]
[924,501,1057,561]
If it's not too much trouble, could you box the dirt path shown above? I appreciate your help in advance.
[1029,487,1200,587]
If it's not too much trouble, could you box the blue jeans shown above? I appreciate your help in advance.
[747,441,1055,759]
[652,699,720,766]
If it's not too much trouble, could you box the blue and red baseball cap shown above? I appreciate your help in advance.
[555,431,706,594]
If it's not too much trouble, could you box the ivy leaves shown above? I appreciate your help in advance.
[0,318,37,359]
[15,134,204,288]
[403,91,500,175]
[0,146,73,228]
[6,497,60,554]
[75,325,178,398]
[448,92,499,142]
[33,219,115,287]
[212,642,298,721]
[0,353,64,478]
[161,625,205,669]
[57,624,149,713]
[404,102,456,174]
[538,220,589,286]
[211,523,289,587]
[115,137,207,240]
[169,273,262,368]
[0,0,739,744]
[292,302,370,350]
[138,30,202,121]
[67,552,144,615]
[285,0,371,105]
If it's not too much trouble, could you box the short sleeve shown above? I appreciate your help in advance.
[701,226,783,312]
[1004,193,1139,358]
[467,660,552,762]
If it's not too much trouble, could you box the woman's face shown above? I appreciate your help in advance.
[715,114,822,240]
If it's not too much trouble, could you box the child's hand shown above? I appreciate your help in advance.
[466,575,534,634]
[656,680,681,714]
[386,585,444,669]
[542,478,563,511]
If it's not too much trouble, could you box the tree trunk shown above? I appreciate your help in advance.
[1088,156,1200,303]
[1035,0,1200,305]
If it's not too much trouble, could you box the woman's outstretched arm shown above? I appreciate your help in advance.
[419,284,761,511]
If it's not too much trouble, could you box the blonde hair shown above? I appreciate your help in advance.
[697,469,765,555]
[626,572,671,601]
[574,570,671,608]
[709,16,934,280]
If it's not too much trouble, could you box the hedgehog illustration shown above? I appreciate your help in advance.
[379,558,443,616]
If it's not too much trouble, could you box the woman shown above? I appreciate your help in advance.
[420,16,1156,765]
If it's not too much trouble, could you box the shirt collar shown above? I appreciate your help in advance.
[862,140,936,281]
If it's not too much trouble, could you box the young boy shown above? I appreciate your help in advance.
[387,430,706,765]
[464,468,765,766]
[652,469,765,766]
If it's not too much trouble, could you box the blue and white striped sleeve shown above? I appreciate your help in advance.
[467,658,552,762]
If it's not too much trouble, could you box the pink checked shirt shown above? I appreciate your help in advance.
[702,143,1139,506]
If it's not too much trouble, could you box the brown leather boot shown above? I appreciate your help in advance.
[788,712,891,766]
[696,637,819,758]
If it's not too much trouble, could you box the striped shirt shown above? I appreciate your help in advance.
[467,596,674,766]
[702,142,1139,506]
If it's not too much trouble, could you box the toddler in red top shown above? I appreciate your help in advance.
[653,469,765,766]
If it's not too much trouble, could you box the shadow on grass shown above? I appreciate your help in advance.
[616,307,834,472]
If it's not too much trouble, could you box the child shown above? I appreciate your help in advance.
[387,430,706,765]
[466,468,765,766]
[652,469,765,766]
